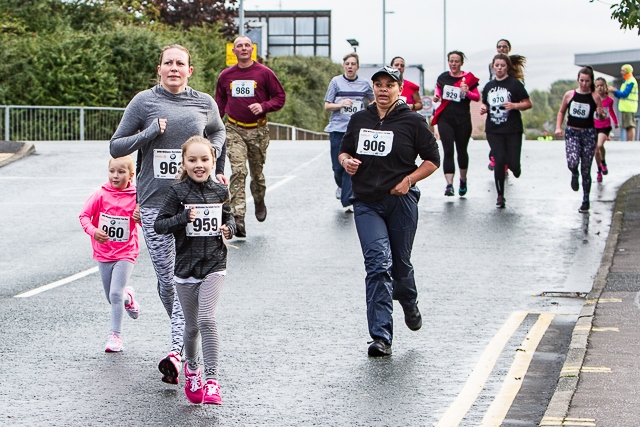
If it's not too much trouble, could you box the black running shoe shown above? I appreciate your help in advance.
[403,302,422,331]
[579,201,590,213]
[496,196,506,209]
[368,340,392,357]
[234,216,246,238]
[444,184,454,196]
[571,174,579,191]
[458,179,467,197]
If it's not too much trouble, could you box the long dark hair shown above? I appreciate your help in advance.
[492,54,526,81]
[578,66,596,93]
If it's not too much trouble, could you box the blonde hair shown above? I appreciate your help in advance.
[109,155,135,174]
[179,136,216,181]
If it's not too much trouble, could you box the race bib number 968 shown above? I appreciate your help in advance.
[569,101,590,119]
[186,204,223,237]
[356,129,394,157]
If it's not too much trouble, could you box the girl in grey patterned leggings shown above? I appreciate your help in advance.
[155,136,236,405]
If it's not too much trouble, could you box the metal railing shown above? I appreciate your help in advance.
[1,106,126,141]
[0,105,329,142]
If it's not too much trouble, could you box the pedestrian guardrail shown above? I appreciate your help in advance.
[0,105,329,142]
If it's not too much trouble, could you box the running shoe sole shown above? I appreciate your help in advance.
[159,356,180,384]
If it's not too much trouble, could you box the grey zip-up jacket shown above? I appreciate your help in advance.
[110,85,226,209]
[154,176,235,279]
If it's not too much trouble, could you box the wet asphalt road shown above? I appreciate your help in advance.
[1,139,639,426]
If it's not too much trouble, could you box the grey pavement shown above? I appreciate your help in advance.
[0,139,639,426]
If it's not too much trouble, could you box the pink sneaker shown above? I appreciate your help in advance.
[158,352,182,384]
[597,171,603,183]
[203,380,223,405]
[105,333,123,353]
[184,365,204,404]
[124,287,140,319]
[488,156,495,171]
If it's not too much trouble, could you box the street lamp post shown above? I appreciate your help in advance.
[347,39,359,53]
[443,0,447,70]
[239,0,245,36]
[383,0,394,65]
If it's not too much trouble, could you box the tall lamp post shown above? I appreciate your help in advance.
[347,39,359,53]
[383,0,394,65]
[443,0,447,70]
[239,0,245,36]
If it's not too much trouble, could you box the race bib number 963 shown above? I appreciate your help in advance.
[356,129,394,157]
[153,149,182,179]
[186,204,223,237]
[98,213,130,242]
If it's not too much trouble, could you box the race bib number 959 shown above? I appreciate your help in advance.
[98,213,130,242]
[186,204,223,237]
[356,129,394,157]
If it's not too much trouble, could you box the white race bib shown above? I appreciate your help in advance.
[186,204,223,237]
[442,85,461,102]
[231,80,256,98]
[569,101,590,119]
[489,88,509,106]
[340,100,363,115]
[153,149,181,179]
[356,129,394,157]
[98,213,130,243]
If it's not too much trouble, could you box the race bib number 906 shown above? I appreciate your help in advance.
[356,129,394,157]
[186,204,223,237]
[98,213,130,242]
[153,149,182,179]
[231,80,256,98]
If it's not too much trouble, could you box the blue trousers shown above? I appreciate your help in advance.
[330,131,353,207]
[353,187,421,345]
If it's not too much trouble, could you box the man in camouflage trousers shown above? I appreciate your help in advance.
[215,36,286,237]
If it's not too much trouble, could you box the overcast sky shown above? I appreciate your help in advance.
[246,0,639,91]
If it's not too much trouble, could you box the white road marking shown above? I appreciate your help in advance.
[14,266,99,298]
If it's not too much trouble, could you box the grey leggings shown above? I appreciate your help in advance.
[140,207,185,354]
[98,260,135,336]
[175,272,225,380]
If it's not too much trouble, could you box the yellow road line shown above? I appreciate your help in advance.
[573,326,619,332]
[480,313,555,426]
[435,311,528,427]
[540,416,596,426]
[561,366,611,374]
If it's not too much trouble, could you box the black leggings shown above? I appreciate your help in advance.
[438,115,472,175]
[487,132,522,196]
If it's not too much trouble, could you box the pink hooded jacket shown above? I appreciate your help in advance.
[79,182,139,263]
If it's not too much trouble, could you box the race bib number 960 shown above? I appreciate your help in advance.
[153,149,181,179]
[231,80,256,98]
[356,129,394,157]
[98,213,130,242]
[186,204,223,237]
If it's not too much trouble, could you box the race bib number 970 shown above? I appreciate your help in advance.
[98,213,130,242]
[489,88,509,106]
[186,204,223,237]
[153,149,181,179]
[231,80,256,98]
[356,129,394,157]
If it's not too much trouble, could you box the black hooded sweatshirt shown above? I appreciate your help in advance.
[340,102,440,202]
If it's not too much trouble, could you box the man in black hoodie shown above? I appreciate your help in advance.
[339,66,440,357]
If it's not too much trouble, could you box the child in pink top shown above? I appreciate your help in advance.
[79,156,140,352]
[594,77,619,182]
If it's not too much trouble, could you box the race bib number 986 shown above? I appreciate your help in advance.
[186,204,223,237]
[231,80,256,98]
[98,213,130,242]
[356,129,394,157]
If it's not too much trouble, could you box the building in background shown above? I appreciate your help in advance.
[244,10,331,58]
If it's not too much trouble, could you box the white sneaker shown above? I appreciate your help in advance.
[105,332,123,352]
[344,205,353,213]
[124,287,140,319]
[335,187,342,199]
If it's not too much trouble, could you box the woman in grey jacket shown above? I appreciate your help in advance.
[110,44,226,385]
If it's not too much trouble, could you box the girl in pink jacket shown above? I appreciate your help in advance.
[79,156,140,352]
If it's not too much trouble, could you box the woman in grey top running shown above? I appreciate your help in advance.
[110,44,226,385]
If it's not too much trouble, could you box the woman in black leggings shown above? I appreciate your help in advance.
[481,54,531,208]
[432,51,480,197]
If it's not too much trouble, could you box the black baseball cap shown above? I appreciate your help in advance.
[371,66,403,85]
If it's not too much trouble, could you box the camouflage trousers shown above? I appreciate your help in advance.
[226,122,270,218]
